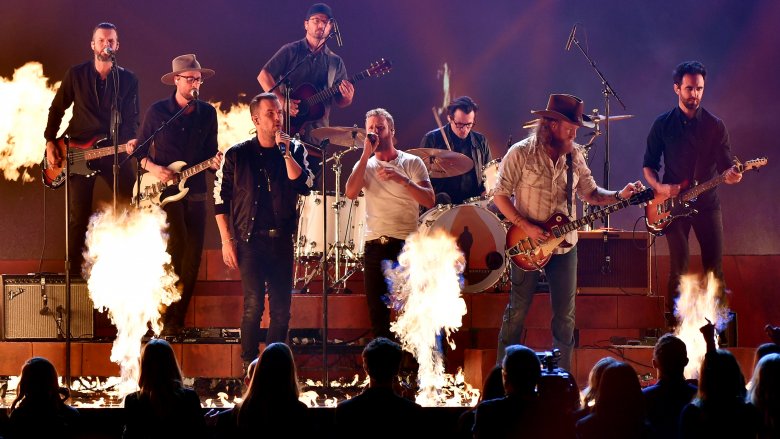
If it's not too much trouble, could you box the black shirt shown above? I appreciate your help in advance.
[643,106,734,210]
[139,93,218,196]
[45,60,139,144]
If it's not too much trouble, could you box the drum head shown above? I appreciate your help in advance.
[419,204,507,293]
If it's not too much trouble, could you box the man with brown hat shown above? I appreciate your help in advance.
[137,54,220,337]
[257,3,354,144]
[492,94,644,371]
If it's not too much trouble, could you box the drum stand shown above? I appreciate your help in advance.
[580,111,601,231]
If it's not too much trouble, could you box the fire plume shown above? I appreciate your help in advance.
[83,206,179,395]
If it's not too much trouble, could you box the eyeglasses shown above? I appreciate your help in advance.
[452,121,475,129]
[176,75,204,84]
[307,17,331,26]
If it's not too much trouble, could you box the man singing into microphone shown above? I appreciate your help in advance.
[43,22,140,276]
[214,93,313,372]
[345,108,435,340]
[138,54,220,337]
[257,3,354,153]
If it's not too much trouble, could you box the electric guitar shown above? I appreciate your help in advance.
[288,58,392,134]
[644,157,767,236]
[506,188,654,271]
[132,156,217,209]
[41,136,129,189]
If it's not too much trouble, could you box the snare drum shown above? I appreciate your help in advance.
[418,204,507,293]
[296,192,366,260]
[482,158,501,195]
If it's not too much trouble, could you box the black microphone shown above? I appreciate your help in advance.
[565,24,577,51]
[191,88,199,100]
[367,132,378,144]
[104,46,116,57]
[331,19,343,47]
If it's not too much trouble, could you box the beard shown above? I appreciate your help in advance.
[94,50,112,63]
[550,135,574,154]
[683,98,699,110]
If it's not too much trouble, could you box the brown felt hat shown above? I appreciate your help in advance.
[531,94,594,128]
[160,54,215,85]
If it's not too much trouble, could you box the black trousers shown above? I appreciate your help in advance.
[362,237,405,340]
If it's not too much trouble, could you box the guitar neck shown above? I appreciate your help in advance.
[180,157,215,179]
[555,199,632,234]
[84,144,128,160]
[306,70,369,106]
[681,174,727,202]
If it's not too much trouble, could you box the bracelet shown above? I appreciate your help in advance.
[614,191,625,201]
[283,155,292,160]
[221,238,235,245]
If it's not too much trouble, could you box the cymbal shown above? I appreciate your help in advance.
[311,126,366,149]
[405,148,474,178]
[521,114,634,129]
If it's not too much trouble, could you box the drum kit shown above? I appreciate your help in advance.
[293,111,633,293]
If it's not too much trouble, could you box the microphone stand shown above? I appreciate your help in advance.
[318,138,331,387]
[63,136,73,390]
[122,97,197,208]
[568,31,627,229]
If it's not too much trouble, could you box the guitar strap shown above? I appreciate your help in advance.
[566,153,573,217]
[327,50,337,88]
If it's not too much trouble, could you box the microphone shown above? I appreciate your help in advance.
[367,132,378,145]
[565,24,577,51]
[104,46,116,57]
[331,19,343,47]
[191,89,199,100]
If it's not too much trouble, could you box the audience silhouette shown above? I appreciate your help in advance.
[335,337,423,439]
[212,342,312,438]
[122,339,206,438]
[747,352,780,439]
[5,357,79,439]
[643,334,697,439]
[455,364,505,439]
[574,356,619,422]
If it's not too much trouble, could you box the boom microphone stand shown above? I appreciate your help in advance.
[566,24,627,228]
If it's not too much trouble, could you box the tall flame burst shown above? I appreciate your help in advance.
[84,206,179,395]
[0,62,70,181]
[674,272,730,379]
[384,229,468,406]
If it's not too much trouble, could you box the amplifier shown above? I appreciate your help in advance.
[576,231,651,295]
[2,274,94,339]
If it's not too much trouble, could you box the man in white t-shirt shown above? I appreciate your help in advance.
[345,108,435,339]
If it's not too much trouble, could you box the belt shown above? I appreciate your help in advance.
[254,229,283,238]
[366,235,401,245]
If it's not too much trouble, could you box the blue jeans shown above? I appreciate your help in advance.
[237,235,294,361]
[497,247,577,372]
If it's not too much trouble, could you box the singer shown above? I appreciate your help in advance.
[257,3,354,150]
[43,22,140,276]
[214,93,314,372]
[137,54,221,338]
[344,108,435,340]
[492,94,644,372]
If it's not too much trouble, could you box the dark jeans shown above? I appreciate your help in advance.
[237,235,295,361]
[363,238,405,340]
[67,156,135,275]
[664,207,725,313]
[497,247,577,372]
[162,198,206,331]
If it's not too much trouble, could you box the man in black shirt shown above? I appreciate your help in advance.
[419,96,491,205]
[44,22,139,275]
[214,93,313,365]
[257,3,354,142]
[643,61,742,318]
[138,54,220,336]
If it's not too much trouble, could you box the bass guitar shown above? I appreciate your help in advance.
[644,157,767,236]
[41,136,129,189]
[506,188,654,271]
[132,156,217,209]
[289,58,392,134]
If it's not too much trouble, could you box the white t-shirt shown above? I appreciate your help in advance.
[358,150,430,241]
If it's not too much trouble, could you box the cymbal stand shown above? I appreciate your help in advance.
[580,113,600,231]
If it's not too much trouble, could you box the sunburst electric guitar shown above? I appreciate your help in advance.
[132,156,217,209]
[41,136,130,189]
[644,157,767,236]
[506,188,655,271]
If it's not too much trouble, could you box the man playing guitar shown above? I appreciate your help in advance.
[493,94,644,372]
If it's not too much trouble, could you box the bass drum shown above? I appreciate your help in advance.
[296,192,366,261]
[418,204,507,293]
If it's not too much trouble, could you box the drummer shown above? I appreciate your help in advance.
[419,96,492,205]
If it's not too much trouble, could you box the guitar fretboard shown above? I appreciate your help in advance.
[80,144,128,160]
[307,70,372,106]
[551,199,632,237]
[681,159,766,202]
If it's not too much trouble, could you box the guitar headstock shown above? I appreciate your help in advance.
[629,188,655,206]
[737,157,768,173]
[366,59,393,78]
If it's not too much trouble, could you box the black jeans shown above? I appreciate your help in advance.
[363,237,405,340]
[162,198,206,330]
[67,156,135,275]
[237,234,295,361]
[664,207,725,313]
